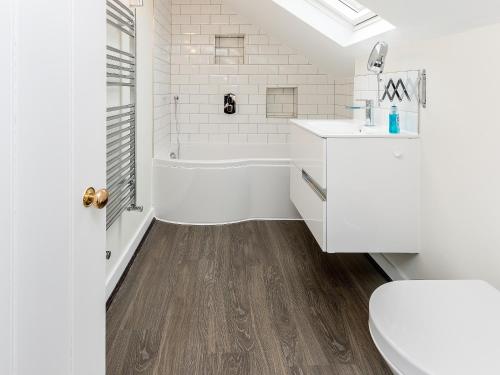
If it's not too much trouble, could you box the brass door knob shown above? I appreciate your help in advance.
[83,187,109,209]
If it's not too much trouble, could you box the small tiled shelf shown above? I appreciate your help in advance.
[266,87,298,118]
[215,35,245,65]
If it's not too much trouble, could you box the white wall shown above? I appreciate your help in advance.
[106,0,155,298]
[0,1,13,372]
[355,23,500,289]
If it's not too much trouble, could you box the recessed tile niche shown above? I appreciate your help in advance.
[215,35,245,65]
[266,87,298,118]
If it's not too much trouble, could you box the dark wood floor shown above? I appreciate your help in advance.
[107,220,391,375]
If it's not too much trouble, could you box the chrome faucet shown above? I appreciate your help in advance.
[346,99,375,126]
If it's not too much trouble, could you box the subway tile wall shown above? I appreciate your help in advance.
[353,71,420,132]
[154,0,172,156]
[334,78,354,120]
[168,0,337,145]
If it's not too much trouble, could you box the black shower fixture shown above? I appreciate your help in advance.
[224,93,236,114]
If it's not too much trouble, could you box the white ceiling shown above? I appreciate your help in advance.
[227,0,500,77]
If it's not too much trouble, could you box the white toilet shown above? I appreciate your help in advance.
[369,280,500,375]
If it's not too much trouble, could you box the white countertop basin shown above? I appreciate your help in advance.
[291,119,419,138]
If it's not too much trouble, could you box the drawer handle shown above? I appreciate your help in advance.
[302,169,327,201]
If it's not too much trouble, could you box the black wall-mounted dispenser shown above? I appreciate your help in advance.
[224,93,236,114]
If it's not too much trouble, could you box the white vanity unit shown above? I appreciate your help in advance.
[290,119,420,253]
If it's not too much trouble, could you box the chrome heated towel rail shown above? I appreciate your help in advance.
[106,0,142,230]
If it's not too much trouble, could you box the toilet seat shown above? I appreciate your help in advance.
[369,280,500,375]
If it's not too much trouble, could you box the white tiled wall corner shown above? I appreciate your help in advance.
[154,0,172,158]
[333,77,354,120]
[353,71,420,133]
[167,0,336,146]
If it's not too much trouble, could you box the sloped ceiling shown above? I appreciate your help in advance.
[226,0,500,77]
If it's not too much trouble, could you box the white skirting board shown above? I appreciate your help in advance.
[105,208,155,299]
[369,253,408,281]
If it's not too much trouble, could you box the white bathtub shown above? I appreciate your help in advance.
[153,143,300,224]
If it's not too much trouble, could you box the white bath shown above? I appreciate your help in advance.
[153,144,300,224]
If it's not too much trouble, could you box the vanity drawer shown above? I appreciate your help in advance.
[290,123,327,189]
[290,164,326,250]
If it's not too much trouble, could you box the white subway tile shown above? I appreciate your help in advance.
[179,123,199,133]
[189,134,209,143]
[200,4,221,14]
[181,24,201,34]
[179,103,200,113]
[189,94,209,104]
[210,14,230,24]
[171,5,181,14]
[237,105,257,115]
[199,65,220,75]
[298,104,318,114]
[248,35,268,45]
[229,134,247,143]
[258,65,279,74]
[268,134,287,143]
[181,4,201,14]
[209,134,229,143]
[220,25,240,34]
[172,35,191,45]
[201,104,221,114]
[219,123,239,134]
[229,15,247,24]
[238,65,259,75]
[249,94,266,105]
[239,24,260,34]
[179,84,200,94]
[220,4,237,15]
[199,85,219,94]
[279,65,298,74]
[190,15,211,24]
[247,134,268,143]
[268,55,288,64]
[191,34,210,44]
[289,55,308,64]
[239,124,258,133]
[248,75,268,84]
[248,55,268,65]
[267,75,288,85]
[199,123,220,133]
[172,15,190,24]
[179,64,199,74]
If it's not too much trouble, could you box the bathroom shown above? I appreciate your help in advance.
[2,0,500,374]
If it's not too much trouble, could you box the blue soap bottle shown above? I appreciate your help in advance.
[389,105,400,134]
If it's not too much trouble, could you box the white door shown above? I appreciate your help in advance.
[1,1,106,374]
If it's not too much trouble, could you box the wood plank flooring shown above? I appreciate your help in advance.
[107,220,392,375]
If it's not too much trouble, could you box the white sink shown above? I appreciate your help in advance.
[291,119,419,138]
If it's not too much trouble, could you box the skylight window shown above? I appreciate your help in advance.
[272,0,395,46]
[310,0,378,26]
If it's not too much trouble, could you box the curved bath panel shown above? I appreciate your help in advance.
[153,152,300,224]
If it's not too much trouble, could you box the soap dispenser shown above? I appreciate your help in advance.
[389,105,400,134]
